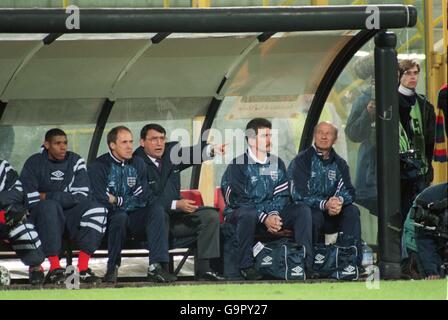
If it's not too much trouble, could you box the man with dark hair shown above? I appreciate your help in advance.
[20,128,107,284]
[0,159,45,285]
[288,122,361,261]
[89,126,176,283]
[221,118,312,280]
[398,59,435,223]
[134,123,226,281]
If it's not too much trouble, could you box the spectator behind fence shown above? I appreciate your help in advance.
[398,59,435,224]
[345,54,378,215]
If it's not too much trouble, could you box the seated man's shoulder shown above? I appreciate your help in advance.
[268,154,286,167]
[293,148,313,163]
[89,153,109,168]
[229,154,247,166]
[66,151,85,163]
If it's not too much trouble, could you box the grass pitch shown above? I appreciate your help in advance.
[0,279,446,300]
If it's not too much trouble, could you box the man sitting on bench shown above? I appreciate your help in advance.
[221,118,312,280]
[89,126,176,284]
[0,159,45,285]
[134,123,225,281]
[288,122,361,260]
[20,129,107,284]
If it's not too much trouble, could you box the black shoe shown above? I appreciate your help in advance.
[196,271,226,281]
[147,263,177,283]
[305,270,320,280]
[104,266,119,283]
[29,266,44,286]
[79,268,101,284]
[240,267,263,281]
[45,268,66,285]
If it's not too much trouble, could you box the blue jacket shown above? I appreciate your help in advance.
[0,159,24,209]
[288,146,356,210]
[133,141,210,212]
[20,150,91,210]
[88,152,149,212]
[345,89,377,200]
[221,152,290,223]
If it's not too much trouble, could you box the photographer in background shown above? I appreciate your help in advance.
[398,59,435,225]
[345,55,378,216]
[402,183,447,280]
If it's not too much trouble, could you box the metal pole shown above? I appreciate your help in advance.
[374,31,402,279]
[0,6,417,33]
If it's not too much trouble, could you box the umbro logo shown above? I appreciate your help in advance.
[341,265,357,275]
[51,170,64,180]
[291,266,303,276]
[261,256,272,265]
[314,254,325,264]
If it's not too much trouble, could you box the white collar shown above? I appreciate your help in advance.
[247,147,268,164]
[398,85,415,97]
[109,150,124,165]
[146,154,159,166]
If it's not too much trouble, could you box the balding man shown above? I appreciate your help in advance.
[288,122,361,255]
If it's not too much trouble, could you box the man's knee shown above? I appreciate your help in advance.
[288,203,312,223]
[196,209,220,226]
[234,207,258,223]
[31,201,64,227]
[311,207,325,226]
[342,205,361,222]
[108,210,128,227]
[35,200,62,216]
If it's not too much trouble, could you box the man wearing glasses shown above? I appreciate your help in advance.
[134,124,226,281]
[398,59,435,223]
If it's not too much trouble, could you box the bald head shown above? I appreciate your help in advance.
[313,121,338,154]
[314,121,338,137]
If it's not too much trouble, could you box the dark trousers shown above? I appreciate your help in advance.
[228,203,312,270]
[29,199,107,257]
[2,220,45,266]
[167,208,220,259]
[166,208,220,274]
[107,203,168,271]
[416,230,444,277]
[401,177,428,225]
[307,204,361,245]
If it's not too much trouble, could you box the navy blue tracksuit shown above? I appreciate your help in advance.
[20,151,107,257]
[0,159,44,266]
[88,152,168,272]
[288,146,361,251]
[221,151,312,269]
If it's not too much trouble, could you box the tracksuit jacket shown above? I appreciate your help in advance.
[88,151,149,213]
[221,152,290,223]
[288,146,356,210]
